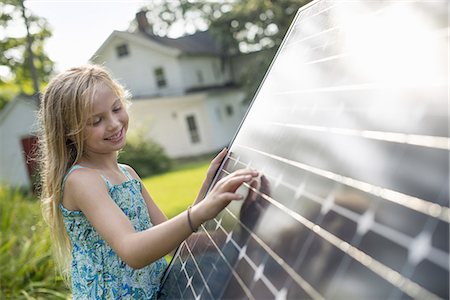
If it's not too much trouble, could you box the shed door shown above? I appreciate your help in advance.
[21,135,38,189]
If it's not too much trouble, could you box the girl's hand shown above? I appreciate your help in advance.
[192,168,259,225]
[194,148,228,204]
[206,148,228,180]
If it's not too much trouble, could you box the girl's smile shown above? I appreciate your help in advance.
[104,127,125,143]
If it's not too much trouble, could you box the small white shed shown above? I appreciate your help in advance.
[0,95,39,188]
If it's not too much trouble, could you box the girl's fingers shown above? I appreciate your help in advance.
[220,174,255,192]
[211,148,228,164]
[224,169,258,182]
[218,192,244,202]
[215,169,257,188]
[207,148,229,179]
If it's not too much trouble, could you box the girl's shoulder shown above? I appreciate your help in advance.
[64,166,104,187]
[119,163,141,181]
[62,167,108,210]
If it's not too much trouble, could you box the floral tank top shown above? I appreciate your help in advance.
[60,164,168,299]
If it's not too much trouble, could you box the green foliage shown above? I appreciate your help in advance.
[142,160,210,219]
[118,134,172,178]
[0,187,69,299]
[0,0,54,106]
[0,81,19,111]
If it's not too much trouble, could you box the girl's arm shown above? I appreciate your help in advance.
[193,148,228,205]
[124,165,168,226]
[63,167,257,269]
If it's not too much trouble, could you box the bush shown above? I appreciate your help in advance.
[0,187,69,299]
[119,133,171,178]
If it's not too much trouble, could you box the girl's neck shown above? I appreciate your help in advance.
[77,152,119,171]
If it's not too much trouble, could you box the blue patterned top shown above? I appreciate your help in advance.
[60,164,168,299]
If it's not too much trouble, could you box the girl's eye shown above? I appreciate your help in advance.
[113,106,122,112]
[91,118,102,126]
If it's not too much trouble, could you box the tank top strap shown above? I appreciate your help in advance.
[118,164,134,181]
[62,164,112,191]
[62,165,85,192]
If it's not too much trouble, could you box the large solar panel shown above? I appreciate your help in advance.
[159,1,449,299]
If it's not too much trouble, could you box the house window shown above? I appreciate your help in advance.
[196,70,204,84]
[212,62,220,80]
[154,67,167,88]
[186,115,200,144]
[116,44,129,58]
[225,104,234,117]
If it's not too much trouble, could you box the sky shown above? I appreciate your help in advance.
[23,1,152,72]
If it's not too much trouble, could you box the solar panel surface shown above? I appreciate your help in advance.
[159,1,449,299]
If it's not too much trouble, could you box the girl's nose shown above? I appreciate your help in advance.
[107,116,121,131]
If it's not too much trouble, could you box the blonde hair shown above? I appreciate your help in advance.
[37,65,130,282]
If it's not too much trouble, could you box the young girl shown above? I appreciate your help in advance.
[38,65,258,299]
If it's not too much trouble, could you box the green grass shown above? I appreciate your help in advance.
[142,160,210,218]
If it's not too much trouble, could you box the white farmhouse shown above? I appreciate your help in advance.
[90,11,248,158]
[0,11,258,188]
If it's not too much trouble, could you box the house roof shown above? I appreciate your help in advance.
[137,30,222,55]
[0,95,37,126]
[91,30,222,62]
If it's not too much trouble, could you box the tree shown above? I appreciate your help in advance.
[137,0,311,103]
[0,0,53,109]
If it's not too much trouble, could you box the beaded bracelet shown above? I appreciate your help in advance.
[187,205,198,233]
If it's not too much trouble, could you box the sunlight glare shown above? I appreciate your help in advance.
[341,3,442,87]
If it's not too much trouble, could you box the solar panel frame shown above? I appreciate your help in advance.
[159,1,449,299]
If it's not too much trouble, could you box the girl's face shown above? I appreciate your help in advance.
[83,84,129,156]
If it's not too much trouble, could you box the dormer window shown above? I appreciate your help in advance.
[154,67,167,88]
[225,104,234,117]
[116,44,129,58]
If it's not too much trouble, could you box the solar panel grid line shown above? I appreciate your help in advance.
[272,82,387,96]
[290,2,447,42]
[368,218,448,271]
[222,207,325,300]
[285,5,393,56]
[211,218,280,298]
[266,102,437,116]
[426,245,449,272]
[226,155,450,272]
[230,171,443,300]
[266,121,450,150]
[303,53,350,66]
[221,165,447,299]
[199,224,256,300]
[182,242,215,299]
[226,156,359,226]
[235,144,450,223]
[290,27,447,66]
[222,157,448,298]
[179,257,198,299]
[226,156,431,262]
[285,25,340,49]
[271,81,447,96]
[172,256,186,296]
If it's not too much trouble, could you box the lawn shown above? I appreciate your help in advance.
[142,160,210,219]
